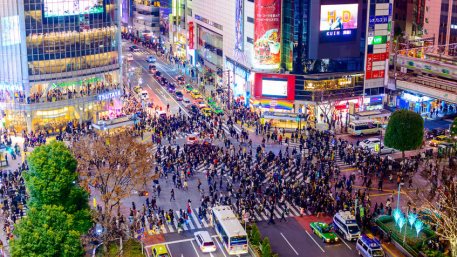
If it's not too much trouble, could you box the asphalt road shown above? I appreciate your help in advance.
[257,218,357,257]
[146,229,254,257]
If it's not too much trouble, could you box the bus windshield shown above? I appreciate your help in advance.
[348,225,360,234]
[372,249,384,256]
[231,236,247,245]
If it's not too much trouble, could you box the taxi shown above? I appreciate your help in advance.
[185,84,193,93]
[430,135,450,147]
[195,99,207,109]
[151,244,170,257]
[201,107,212,117]
[211,106,224,115]
[310,222,339,243]
[190,90,203,99]
[133,85,142,94]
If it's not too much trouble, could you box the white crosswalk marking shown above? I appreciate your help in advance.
[190,210,202,229]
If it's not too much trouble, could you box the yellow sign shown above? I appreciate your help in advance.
[93,197,97,208]
[374,143,380,152]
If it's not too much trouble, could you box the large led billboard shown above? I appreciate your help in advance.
[43,0,104,17]
[320,4,358,42]
[262,78,288,98]
[253,0,281,70]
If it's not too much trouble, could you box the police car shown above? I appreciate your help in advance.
[356,235,385,257]
[333,211,361,241]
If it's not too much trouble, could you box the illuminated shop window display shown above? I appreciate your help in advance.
[43,0,104,17]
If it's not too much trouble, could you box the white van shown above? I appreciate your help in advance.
[348,120,382,136]
[333,211,361,241]
[356,235,385,257]
[194,231,216,253]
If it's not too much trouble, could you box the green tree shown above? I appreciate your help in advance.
[261,237,272,257]
[10,205,90,257]
[384,110,424,158]
[249,224,261,246]
[25,141,90,214]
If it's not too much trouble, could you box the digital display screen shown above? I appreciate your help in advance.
[320,4,358,42]
[43,0,104,17]
[262,78,287,98]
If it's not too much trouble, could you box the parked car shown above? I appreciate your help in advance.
[150,244,170,257]
[201,107,212,117]
[190,90,203,99]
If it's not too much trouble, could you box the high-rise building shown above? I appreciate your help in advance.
[423,0,457,56]
[0,0,123,132]
[185,0,391,128]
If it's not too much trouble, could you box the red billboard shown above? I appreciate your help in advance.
[253,73,295,101]
[254,0,281,70]
[188,22,194,50]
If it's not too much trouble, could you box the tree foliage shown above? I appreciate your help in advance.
[249,224,261,246]
[71,132,156,242]
[12,141,92,257]
[422,182,457,257]
[10,205,89,257]
[261,237,272,257]
[25,141,78,208]
[384,110,424,157]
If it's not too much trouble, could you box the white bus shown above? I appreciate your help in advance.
[212,206,248,255]
[348,120,382,136]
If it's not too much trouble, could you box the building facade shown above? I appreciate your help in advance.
[0,0,123,132]
[184,0,394,128]
[131,0,161,39]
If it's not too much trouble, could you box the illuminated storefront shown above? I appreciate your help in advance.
[0,0,122,132]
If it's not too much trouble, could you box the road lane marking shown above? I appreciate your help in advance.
[190,240,201,257]
[305,230,325,253]
[339,236,352,250]
[166,244,173,257]
[145,238,195,248]
[280,233,299,255]
[214,237,228,257]
[133,59,190,117]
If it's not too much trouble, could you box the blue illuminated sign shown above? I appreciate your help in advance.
[320,29,357,42]
[369,15,389,25]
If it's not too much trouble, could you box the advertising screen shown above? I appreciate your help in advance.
[262,78,288,98]
[254,0,281,70]
[320,4,358,42]
[43,0,104,17]
[235,0,244,51]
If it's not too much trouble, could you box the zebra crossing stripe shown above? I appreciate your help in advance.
[155,214,170,233]
[189,210,202,229]
[175,211,189,231]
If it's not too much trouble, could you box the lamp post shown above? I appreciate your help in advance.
[396,182,404,211]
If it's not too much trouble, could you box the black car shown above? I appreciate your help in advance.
[187,104,199,114]
[129,45,139,52]
[426,128,446,140]
[176,75,185,85]
[160,77,168,86]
